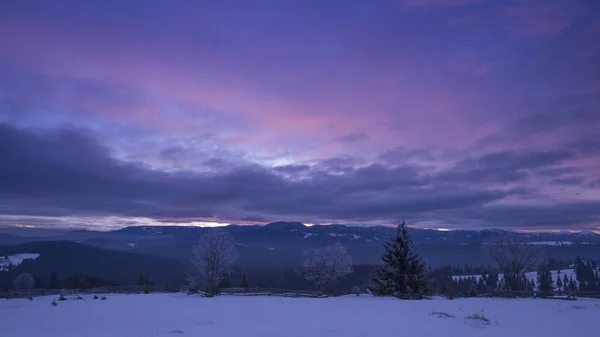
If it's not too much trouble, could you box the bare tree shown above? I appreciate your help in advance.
[13,272,35,290]
[188,229,238,296]
[302,242,354,293]
[488,235,541,292]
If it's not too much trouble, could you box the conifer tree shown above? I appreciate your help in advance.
[79,277,89,290]
[369,221,428,299]
[468,281,477,297]
[218,273,231,291]
[137,274,146,286]
[528,278,535,292]
[537,263,554,297]
[568,277,577,292]
[49,271,58,289]
[240,271,249,289]
[563,274,569,289]
[556,273,563,292]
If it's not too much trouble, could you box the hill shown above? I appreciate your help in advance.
[0,241,187,290]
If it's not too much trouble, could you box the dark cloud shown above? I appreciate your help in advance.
[1,123,598,229]
[438,149,575,184]
[272,164,311,174]
[550,176,586,186]
[452,202,600,229]
[337,132,369,143]
[516,94,600,134]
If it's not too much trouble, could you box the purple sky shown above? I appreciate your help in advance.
[1,0,599,231]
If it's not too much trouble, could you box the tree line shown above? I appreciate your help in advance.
[5,223,600,299]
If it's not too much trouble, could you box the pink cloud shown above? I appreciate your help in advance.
[502,3,574,37]
[402,0,487,7]
[0,12,505,163]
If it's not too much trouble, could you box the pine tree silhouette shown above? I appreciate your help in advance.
[49,271,58,289]
[240,272,249,289]
[369,221,428,299]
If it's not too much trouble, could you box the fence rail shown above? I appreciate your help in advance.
[2,287,600,300]
[0,286,325,299]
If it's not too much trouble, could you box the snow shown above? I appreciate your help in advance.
[1,294,598,337]
[328,233,344,237]
[128,243,137,248]
[453,269,579,287]
[0,253,40,271]
[352,234,360,239]
[526,241,576,246]
[303,233,314,239]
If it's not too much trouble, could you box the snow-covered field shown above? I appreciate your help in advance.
[1,293,599,337]
[0,253,40,271]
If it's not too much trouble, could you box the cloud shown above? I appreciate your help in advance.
[337,132,369,143]
[0,1,599,231]
[402,0,487,7]
[515,94,600,134]
[1,124,598,230]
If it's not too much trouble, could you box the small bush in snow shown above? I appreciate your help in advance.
[444,286,455,300]
[93,295,99,300]
[13,272,35,290]
[465,312,490,325]
[101,296,107,300]
[51,300,57,307]
[58,294,67,301]
[430,311,454,318]
[27,296,33,301]
[351,286,361,296]
[143,285,150,294]
[76,295,84,300]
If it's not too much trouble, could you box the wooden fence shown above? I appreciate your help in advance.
[0,286,325,300]
[2,286,599,300]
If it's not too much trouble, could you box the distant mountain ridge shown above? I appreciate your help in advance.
[1,222,599,269]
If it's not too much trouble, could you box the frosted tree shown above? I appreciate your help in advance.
[369,221,428,299]
[188,229,238,296]
[13,272,35,290]
[301,242,354,293]
[488,235,540,292]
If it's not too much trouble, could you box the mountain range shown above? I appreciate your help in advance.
[2,222,599,268]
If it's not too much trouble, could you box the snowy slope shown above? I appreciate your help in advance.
[453,269,579,287]
[1,294,599,337]
[0,253,40,271]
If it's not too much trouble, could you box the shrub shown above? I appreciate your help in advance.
[13,273,35,290]
[51,300,58,307]
[58,294,67,301]
[27,296,33,301]
[430,311,454,318]
[351,286,361,296]
[101,296,107,300]
[465,312,490,325]
[93,295,99,300]
[76,296,84,300]
[143,285,150,294]
[444,286,455,300]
